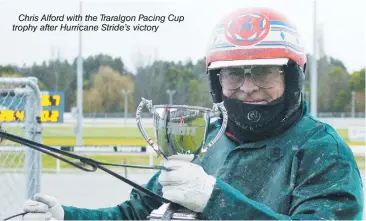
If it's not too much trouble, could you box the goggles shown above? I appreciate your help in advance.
[218,65,284,90]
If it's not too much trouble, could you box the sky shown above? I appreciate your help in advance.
[0,0,365,74]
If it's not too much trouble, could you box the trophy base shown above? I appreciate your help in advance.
[149,203,198,220]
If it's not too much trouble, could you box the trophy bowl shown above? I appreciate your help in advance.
[136,98,228,160]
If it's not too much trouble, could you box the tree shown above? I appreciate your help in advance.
[191,57,206,77]
[83,88,103,113]
[326,67,351,112]
[311,56,350,112]
[188,80,200,105]
[188,79,213,107]
[133,58,213,109]
[349,69,365,92]
[21,60,76,111]
[329,57,347,71]
[0,71,48,91]
[349,69,365,112]
[133,61,167,108]
[82,66,134,113]
[74,54,129,90]
[0,65,17,74]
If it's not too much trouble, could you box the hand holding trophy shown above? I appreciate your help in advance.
[136,98,228,220]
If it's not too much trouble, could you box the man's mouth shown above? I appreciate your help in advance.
[242,100,267,104]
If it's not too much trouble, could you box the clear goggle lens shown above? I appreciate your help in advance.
[218,66,284,90]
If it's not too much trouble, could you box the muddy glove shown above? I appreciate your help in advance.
[22,193,64,220]
[158,154,216,213]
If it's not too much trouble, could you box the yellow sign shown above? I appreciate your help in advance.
[40,110,60,122]
[41,94,61,107]
[0,110,24,121]
[0,110,60,123]
[0,91,64,123]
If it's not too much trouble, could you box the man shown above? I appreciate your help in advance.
[22,7,363,220]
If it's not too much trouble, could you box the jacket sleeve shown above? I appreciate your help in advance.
[62,171,163,220]
[200,143,364,220]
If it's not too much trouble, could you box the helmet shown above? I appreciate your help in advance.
[206,7,307,103]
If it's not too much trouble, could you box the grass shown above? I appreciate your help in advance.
[15,126,155,146]
[0,152,165,171]
[42,127,155,138]
[336,129,348,140]
[355,155,365,171]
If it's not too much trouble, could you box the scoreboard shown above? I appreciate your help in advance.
[0,91,64,123]
[40,91,65,123]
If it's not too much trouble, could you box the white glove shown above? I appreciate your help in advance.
[158,154,216,213]
[22,193,64,220]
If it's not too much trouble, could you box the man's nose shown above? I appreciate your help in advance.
[239,75,260,93]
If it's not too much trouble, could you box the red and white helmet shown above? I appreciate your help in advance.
[206,7,307,71]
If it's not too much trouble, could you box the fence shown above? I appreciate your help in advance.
[0,77,42,220]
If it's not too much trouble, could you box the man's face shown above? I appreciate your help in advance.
[220,65,285,104]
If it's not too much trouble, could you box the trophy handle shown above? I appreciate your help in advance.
[201,102,228,153]
[136,98,163,157]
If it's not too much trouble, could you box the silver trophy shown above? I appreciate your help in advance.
[136,97,228,220]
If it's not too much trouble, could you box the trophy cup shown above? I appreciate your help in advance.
[136,97,228,220]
